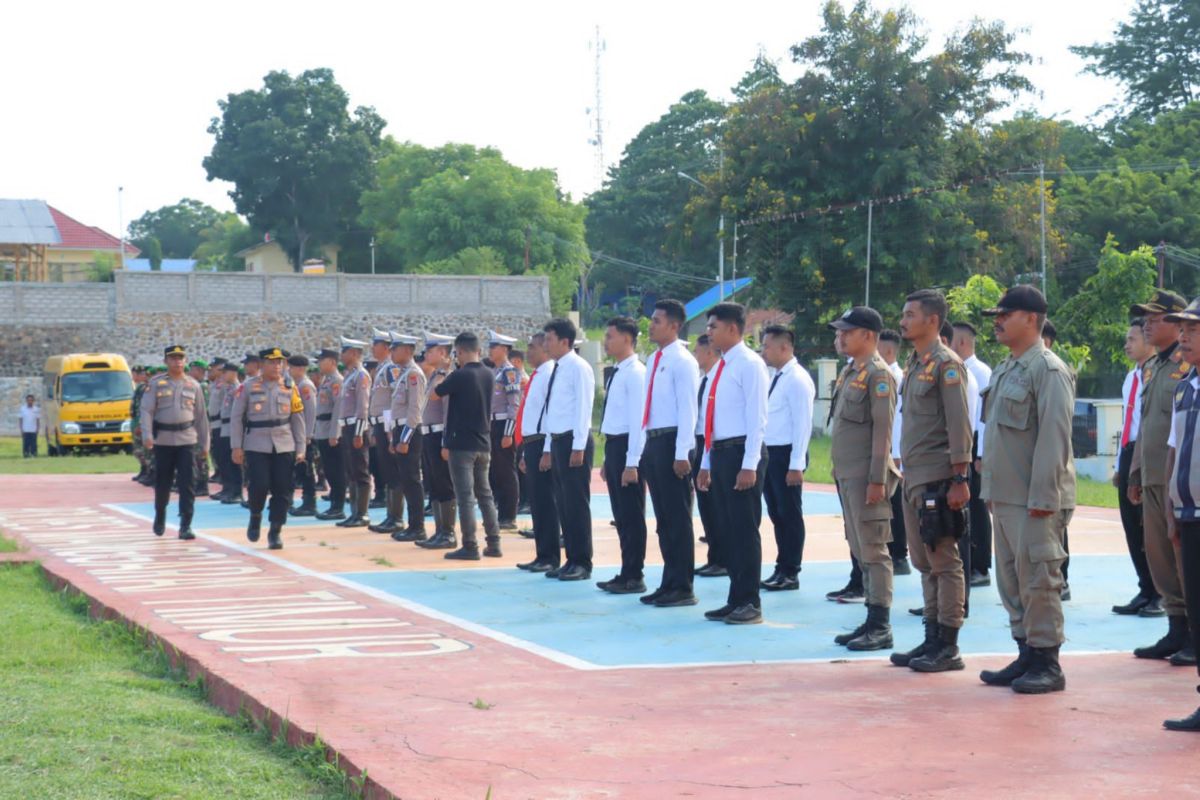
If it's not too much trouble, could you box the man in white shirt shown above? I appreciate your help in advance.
[692,336,725,577]
[760,326,816,591]
[19,394,40,458]
[539,318,596,581]
[597,317,649,594]
[697,302,770,625]
[640,300,702,608]
[516,333,560,573]
[952,321,994,588]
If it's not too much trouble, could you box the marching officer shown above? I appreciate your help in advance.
[979,286,1076,693]
[313,348,347,521]
[189,359,212,498]
[416,332,459,549]
[387,333,428,542]
[230,347,306,549]
[488,331,523,529]
[140,345,209,540]
[337,337,372,527]
[216,362,244,504]
[288,354,319,516]
[368,329,405,532]
[206,358,227,493]
[828,308,899,651]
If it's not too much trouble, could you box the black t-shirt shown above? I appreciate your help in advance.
[435,362,492,452]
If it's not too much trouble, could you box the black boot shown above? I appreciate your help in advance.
[1134,615,1189,659]
[483,535,503,558]
[417,530,457,550]
[909,624,965,672]
[247,513,262,543]
[835,620,868,647]
[980,638,1030,686]
[1164,697,1200,731]
[178,515,195,541]
[891,619,938,667]
[1170,644,1197,667]
[396,492,426,542]
[445,543,481,560]
[847,605,893,651]
[267,524,283,550]
[369,489,401,533]
[1011,645,1066,694]
[152,509,166,537]
[290,499,317,517]
[316,504,346,520]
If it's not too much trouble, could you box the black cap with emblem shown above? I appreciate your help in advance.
[982,284,1048,316]
[1164,297,1200,324]
[828,306,883,333]
[1130,289,1187,317]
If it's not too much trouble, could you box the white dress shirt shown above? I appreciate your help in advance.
[701,341,769,471]
[964,353,992,457]
[765,358,816,470]
[695,363,719,436]
[888,361,904,462]
[19,404,40,433]
[542,350,595,452]
[600,353,648,467]
[521,359,556,438]
[1121,365,1144,444]
[644,338,701,461]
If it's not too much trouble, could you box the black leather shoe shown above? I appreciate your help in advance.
[416,532,456,550]
[892,557,912,575]
[695,564,728,577]
[980,639,1030,686]
[1170,645,1197,667]
[517,560,542,571]
[152,515,165,537]
[908,607,924,616]
[762,573,799,591]
[1139,597,1167,617]
[178,527,196,541]
[545,565,563,578]
[653,589,699,607]
[289,504,317,517]
[340,516,371,528]
[368,517,398,534]
[704,604,735,621]
[1060,582,1072,602]
[518,528,536,539]
[607,578,646,594]
[910,625,965,673]
[558,564,591,581]
[1011,646,1065,694]
[1164,706,1200,732]
[846,605,892,651]
[247,515,262,543]
[221,494,243,505]
[525,561,554,573]
[1135,617,1188,659]
[834,623,868,646]
[391,528,427,543]
[596,576,621,591]
[444,546,481,561]
[267,525,283,551]
[891,620,938,667]
[837,589,865,604]
[639,588,665,605]
[724,604,763,625]
[483,543,504,558]
[1113,593,1153,615]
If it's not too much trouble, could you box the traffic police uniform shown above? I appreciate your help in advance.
[337,337,372,527]
[207,359,227,492]
[313,349,347,520]
[190,360,212,497]
[289,354,319,515]
[385,333,428,541]
[368,329,404,529]
[416,332,458,547]
[488,331,523,526]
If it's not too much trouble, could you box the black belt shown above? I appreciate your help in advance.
[522,433,546,443]
[551,432,573,441]
[246,419,288,429]
[316,413,332,421]
[208,414,220,421]
[711,436,747,450]
[220,417,231,424]
[154,421,194,433]
[646,427,678,439]
[605,433,629,441]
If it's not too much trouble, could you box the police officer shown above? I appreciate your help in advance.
[313,349,347,520]
[890,289,973,673]
[188,359,212,498]
[206,358,227,492]
[288,354,319,516]
[215,362,244,504]
[231,347,305,549]
[415,333,458,548]
[367,329,405,531]
[487,331,523,529]
[828,307,899,651]
[978,286,1075,693]
[130,365,151,484]
[140,345,209,540]
[337,337,373,527]
[386,333,428,541]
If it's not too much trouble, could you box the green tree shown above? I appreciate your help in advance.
[203,68,385,270]
[1071,0,1200,117]
[191,213,257,271]
[946,274,1005,365]
[127,199,222,259]
[414,246,509,276]
[141,237,163,270]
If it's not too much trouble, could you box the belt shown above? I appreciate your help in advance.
[492,413,511,421]
[551,431,574,441]
[220,417,231,424]
[420,423,445,434]
[394,418,407,427]
[521,433,545,443]
[646,427,678,439]
[711,436,747,450]
[246,419,288,429]
[604,432,629,441]
[316,413,332,421]
[208,413,220,421]
[369,416,383,425]
[340,416,358,425]
[154,420,194,432]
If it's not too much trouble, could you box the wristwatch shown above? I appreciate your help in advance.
[950,474,969,485]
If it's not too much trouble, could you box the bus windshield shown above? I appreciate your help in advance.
[60,371,133,403]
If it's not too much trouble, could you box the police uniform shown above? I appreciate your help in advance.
[207,359,227,492]
[416,332,458,547]
[829,308,899,651]
[230,347,306,549]
[289,354,319,515]
[140,345,209,540]
[367,329,405,529]
[385,334,428,541]
[979,286,1075,693]
[190,360,212,497]
[488,331,523,526]
[216,364,243,503]
[130,368,152,484]
[337,337,372,526]
[312,350,347,520]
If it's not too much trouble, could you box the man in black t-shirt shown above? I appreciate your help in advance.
[425,331,502,560]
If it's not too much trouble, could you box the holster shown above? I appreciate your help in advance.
[918,482,966,551]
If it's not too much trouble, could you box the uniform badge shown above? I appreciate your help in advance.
[332,384,341,397]
[943,367,961,386]
[409,374,418,384]
[855,369,867,383]
[875,381,890,397]
[253,403,262,412]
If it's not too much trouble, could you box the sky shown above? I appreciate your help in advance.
[4,0,1130,239]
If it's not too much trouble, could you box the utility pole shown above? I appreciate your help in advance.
[1039,162,1047,295]
[117,186,126,273]
[717,149,725,300]
[369,236,376,274]
[1156,241,1166,288]
[731,221,738,288]
[865,200,873,306]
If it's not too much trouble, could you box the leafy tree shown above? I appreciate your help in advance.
[946,274,1006,364]
[128,198,222,259]
[414,247,508,276]
[203,68,385,270]
[141,237,163,270]
[192,213,257,271]
[1071,0,1200,117]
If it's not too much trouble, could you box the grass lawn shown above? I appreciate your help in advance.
[0,559,359,799]
[0,436,137,475]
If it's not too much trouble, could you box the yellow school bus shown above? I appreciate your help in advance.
[42,353,134,454]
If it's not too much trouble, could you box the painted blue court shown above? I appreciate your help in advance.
[338,555,1151,668]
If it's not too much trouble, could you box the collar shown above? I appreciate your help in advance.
[723,341,747,363]
[1013,340,1046,369]
[615,354,639,370]
[773,358,795,376]
[1158,342,1180,363]
[704,362,720,378]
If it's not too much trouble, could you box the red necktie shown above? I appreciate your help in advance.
[704,359,726,452]
[642,349,664,429]
[1121,371,1139,448]
[513,370,535,446]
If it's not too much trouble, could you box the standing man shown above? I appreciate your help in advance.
[692,336,725,577]
[288,354,319,517]
[890,289,973,673]
[313,348,347,521]
[216,363,244,505]
[878,329,911,575]
[596,317,648,594]
[368,330,404,533]
[130,366,152,484]
[540,318,596,581]
[487,331,523,530]
[416,332,459,549]
[640,300,701,607]
[188,360,211,498]
[387,334,428,542]
[336,337,372,528]
[206,359,227,490]
[1113,319,1162,615]
[978,286,1076,693]
[697,302,770,624]
[1130,289,1194,665]
[828,307,899,650]
[952,321,994,588]
[231,347,306,550]
[433,331,502,560]
[760,325,816,592]
[19,394,39,458]
[140,345,209,541]
[515,332,560,571]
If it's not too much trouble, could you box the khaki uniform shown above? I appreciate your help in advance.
[422,367,455,504]
[489,361,523,522]
[981,341,1076,647]
[1131,344,1191,617]
[900,340,973,628]
[229,376,305,454]
[140,375,209,446]
[830,354,900,606]
[390,361,429,525]
[313,372,343,441]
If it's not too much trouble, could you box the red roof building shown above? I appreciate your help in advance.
[46,205,139,256]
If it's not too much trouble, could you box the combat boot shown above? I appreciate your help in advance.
[909,624,965,672]
[847,605,893,651]
[267,524,283,551]
[417,530,457,550]
[1011,645,1066,694]
[152,509,166,537]
[891,618,939,667]
[247,513,262,543]
[483,534,503,558]
[835,620,868,647]
[290,498,317,517]
[1134,615,1189,659]
[369,489,401,533]
[178,513,196,541]
[980,638,1030,686]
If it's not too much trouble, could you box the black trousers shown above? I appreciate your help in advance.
[550,432,594,571]
[392,429,425,525]
[217,435,241,495]
[692,434,723,567]
[1179,522,1200,687]
[372,422,398,489]
[764,444,805,575]
[292,441,316,504]
[21,432,37,456]
[888,483,908,560]
[1118,442,1158,598]
[604,434,647,580]
[645,432,695,592]
[489,420,519,522]
[341,424,370,491]
[246,450,295,525]
[523,437,560,565]
[423,431,455,502]
[710,441,766,608]
[154,444,195,523]
[317,438,346,510]
[968,456,992,574]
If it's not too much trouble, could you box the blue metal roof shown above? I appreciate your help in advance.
[123,259,197,272]
[0,199,61,245]
[684,277,754,321]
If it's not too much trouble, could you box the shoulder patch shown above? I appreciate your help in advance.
[332,383,341,397]
[290,387,304,414]
[409,373,419,385]
[875,380,890,397]
[943,366,961,386]
[301,386,313,398]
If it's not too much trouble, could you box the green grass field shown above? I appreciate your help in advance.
[0,559,359,799]
[0,436,137,475]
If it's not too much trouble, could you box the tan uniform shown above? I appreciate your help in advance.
[230,376,305,454]
[830,354,900,606]
[1131,344,1191,616]
[296,376,317,443]
[140,375,209,446]
[313,371,343,441]
[389,362,428,439]
[900,340,973,628]
[981,341,1076,647]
